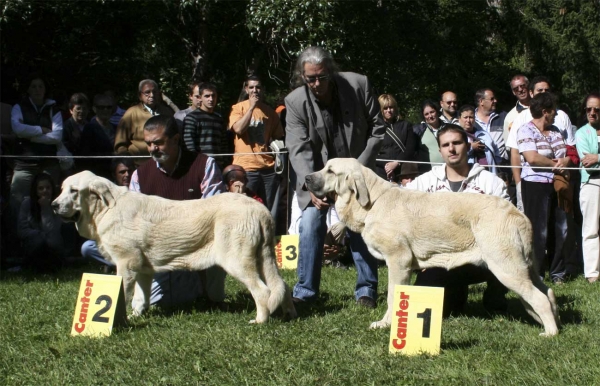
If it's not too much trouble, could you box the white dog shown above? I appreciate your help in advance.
[53,171,297,323]
[305,158,560,336]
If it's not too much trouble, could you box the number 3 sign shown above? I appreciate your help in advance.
[274,235,299,269]
[388,285,444,355]
[71,273,127,337]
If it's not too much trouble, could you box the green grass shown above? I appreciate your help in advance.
[2,264,600,385]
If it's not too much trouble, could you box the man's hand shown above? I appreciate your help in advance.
[230,181,245,194]
[472,140,485,152]
[41,127,52,134]
[248,93,260,110]
[309,191,329,210]
[581,153,599,168]
[384,162,399,179]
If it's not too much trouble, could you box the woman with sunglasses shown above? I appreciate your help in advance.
[375,94,418,182]
[575,92,600,283]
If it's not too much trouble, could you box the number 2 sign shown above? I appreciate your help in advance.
[388,285,444,356]
[71,273,127,337]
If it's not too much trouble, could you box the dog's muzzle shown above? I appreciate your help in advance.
[52,202,80,222]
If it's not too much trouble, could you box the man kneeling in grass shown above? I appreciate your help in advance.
[405,124,510,316]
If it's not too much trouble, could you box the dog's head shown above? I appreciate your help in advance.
[52,171,119,225]
[305,158,370,208]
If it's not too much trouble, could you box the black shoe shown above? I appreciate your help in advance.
[208,300,229,312]
[357,296,376,309]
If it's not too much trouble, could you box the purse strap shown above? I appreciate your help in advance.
[386,124,406,153]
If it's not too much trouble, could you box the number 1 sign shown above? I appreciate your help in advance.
[71,273,127,337]
[388,285,444,355]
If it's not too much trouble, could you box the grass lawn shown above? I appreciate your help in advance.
[1,263,600,385]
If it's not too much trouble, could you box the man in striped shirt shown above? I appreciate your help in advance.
[182,82,230,169]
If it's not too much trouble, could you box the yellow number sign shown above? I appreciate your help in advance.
[274,235,299,269]
[71,273,127,337]
[389,285,444,356]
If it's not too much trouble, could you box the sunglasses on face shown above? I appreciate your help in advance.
[304,74,330,84]
[586,107,600,114]
[512,84,527,92]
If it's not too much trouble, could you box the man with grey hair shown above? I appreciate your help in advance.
[285,46,385,308]
[114,79,173,164]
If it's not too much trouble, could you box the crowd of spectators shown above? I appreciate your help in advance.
[2,47,599,313]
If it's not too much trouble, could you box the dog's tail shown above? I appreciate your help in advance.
[258,215,296,317]
[515,211,535,267]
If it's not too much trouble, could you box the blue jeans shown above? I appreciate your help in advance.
[293,206,378,301]
[81,240,115,267]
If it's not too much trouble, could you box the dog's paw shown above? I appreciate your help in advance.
[369,320,390,329]
[539,329,559,337]
[249,319,257,324]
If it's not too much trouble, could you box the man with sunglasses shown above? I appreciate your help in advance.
[114,79,174,165]
[503,75,531,136]
[285,46,385,308]
[439,91,460,125]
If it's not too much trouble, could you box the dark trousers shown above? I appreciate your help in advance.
[414,265,508,316]
[521,180,568,281]
[246,168,279,211]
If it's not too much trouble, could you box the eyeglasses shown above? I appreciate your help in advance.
[304,74,330,84]
[383,106,395,110]
[95,105,113,110]
[586,107,600,114]
[512,84,527,92]
[142,89,158,96]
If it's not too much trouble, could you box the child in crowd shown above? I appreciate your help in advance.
[17,172,65,272]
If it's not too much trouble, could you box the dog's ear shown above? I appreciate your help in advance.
[88,179,117,209]
[346,172,370,207]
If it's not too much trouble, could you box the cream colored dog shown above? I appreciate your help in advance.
[52,171,296,323]
[305,158,560,336]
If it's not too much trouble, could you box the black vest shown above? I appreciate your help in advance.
[17,98,57,161]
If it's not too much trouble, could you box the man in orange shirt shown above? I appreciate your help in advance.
[228,75,283,210]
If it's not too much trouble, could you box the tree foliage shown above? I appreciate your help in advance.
[1,0,599,120]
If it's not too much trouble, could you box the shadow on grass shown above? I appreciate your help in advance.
[1,264,96,282]
[446,293,582,329]
[441,338,479,350]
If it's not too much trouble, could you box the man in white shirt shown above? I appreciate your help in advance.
[503,74,531,141]
[407,124,509,315]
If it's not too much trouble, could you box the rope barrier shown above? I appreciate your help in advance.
[375,158,595,172]
[0,151,595,171]
[0,150,289,159]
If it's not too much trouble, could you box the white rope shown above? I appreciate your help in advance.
[375,158,593,171]
[0,150,289,159]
